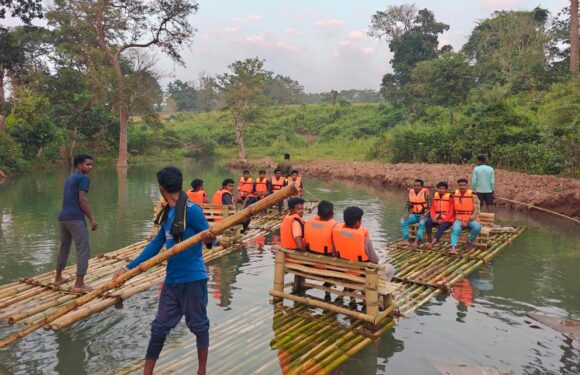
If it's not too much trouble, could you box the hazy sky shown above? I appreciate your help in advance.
[2,0,569,92]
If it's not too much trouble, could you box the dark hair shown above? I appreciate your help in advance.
[317,200,334,220]
[457,178,468,184]
[274,168,281,173]
[343,206,363,227]
[284,153,290,159]
[259,170,266,174]
[73,153,94,167]
[414,179,424,186]
[191,178,204,190]
[288,197,305,210]
[436,181,448,189]
[477,154,486,163]
[157,166,183,193]
[291,169,299,175]
[243,169,250,174]
[222,178,235,187]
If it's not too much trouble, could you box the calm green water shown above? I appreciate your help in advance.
[0,160,578,374]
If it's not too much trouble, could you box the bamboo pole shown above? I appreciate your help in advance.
[0,184,297,349]
[497,197,580,224]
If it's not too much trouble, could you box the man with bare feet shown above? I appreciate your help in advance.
[449,178,481,255]
[424,182,455,249]
[54,154,97,292]
[400,179,430,248]
[114,166,215,375]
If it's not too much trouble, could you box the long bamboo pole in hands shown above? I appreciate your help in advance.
[0,184,298,349]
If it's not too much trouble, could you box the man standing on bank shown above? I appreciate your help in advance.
[54,153,97,292]
[114,166,215,375]
[277,153,293,178]
[472,155,495,213]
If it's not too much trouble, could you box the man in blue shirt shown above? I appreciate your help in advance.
[472,155,495,213]
[54,153,97,292]
[114,166,215,375]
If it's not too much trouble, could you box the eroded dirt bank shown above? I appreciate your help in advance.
[229,158,580,220]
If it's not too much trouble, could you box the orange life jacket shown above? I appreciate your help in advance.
[452,278,473,307]
[332,224,369,262]
[255,177,269,193]
[432,192,452,221]
[238,177,254,197]
[280,213,304,250]
[271,176,286,191]
[454,189,476,221]
[304,217,337,255]
[211,189,234,205]
[289,177,302,195]
[186,189,206,205]
[408,188,429,214]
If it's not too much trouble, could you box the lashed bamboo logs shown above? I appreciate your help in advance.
[0,184,298,349]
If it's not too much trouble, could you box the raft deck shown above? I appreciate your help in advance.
[0,201,318,335]
[118,226,525,374]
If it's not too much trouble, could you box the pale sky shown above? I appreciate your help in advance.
[2,0,569,92]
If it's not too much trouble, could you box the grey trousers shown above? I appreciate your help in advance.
[57,220,90,276]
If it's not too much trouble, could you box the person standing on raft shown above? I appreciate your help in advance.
[472,155,495,213]
[113,167,216,375]
[450,178,481,255]
[277,153,293,178]
[54,153,97,292]
[186,178,208,205]
[400,179,430,248]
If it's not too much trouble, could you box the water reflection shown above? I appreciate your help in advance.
[207,249,249,309]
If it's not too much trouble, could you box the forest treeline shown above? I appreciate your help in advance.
[0,2,578,176]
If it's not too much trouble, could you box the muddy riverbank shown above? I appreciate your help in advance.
[229,158,580,220]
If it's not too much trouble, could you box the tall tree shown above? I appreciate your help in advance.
[217,58,267,160]
[368,4,417,42]
[92,0,198,167]
[572,0,579,72]
[0,0,43,24]
[463,8,550,91]
[167,80,198,111]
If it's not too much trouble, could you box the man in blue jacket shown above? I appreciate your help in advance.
[114,166,215,375]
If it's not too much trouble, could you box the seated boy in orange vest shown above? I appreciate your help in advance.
[288,170,303,196]
[280,197,306,251]
[186,178,209,205]
[450,178,481,255]
[332,206,395,305]
[252,170,271,202]
[424,181,455,249]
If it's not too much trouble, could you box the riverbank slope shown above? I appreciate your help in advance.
[229,158,580,220]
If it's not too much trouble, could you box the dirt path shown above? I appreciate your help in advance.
[229,158,580,220]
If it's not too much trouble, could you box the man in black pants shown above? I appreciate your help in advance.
[54,153,97,292]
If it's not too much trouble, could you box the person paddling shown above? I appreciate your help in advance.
[54,153,97,292]
[113,166,215,375]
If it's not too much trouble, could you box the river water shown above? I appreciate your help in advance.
[0,160,578,374]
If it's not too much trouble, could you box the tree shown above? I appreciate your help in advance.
[368,4,417,42]
[92,0,199,167]
[217,58,267,160]
[571,0,579,73]
[407,52,474,123]
[167,80,198,111]
[0,0,43,24]
[369,6,449,99]
[263,72,304,105]
[463,8,551,91]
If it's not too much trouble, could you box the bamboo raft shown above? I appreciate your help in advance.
[0,200,318,338]
[119,226,525,374]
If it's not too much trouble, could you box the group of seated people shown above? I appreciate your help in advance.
[400,178,482,255]
[184,169,304,209]
[280,198,395,286]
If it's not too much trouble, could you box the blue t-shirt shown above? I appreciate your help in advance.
[58,171,90,221]
[127,201,210,284]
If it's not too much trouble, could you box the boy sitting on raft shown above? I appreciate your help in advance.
[449,178,481,255]
[280,197,306,251]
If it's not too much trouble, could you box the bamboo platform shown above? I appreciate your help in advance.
[118,226,525,374]
[0,200,318,338]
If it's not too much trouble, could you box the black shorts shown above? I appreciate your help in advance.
[477,192,494,206]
